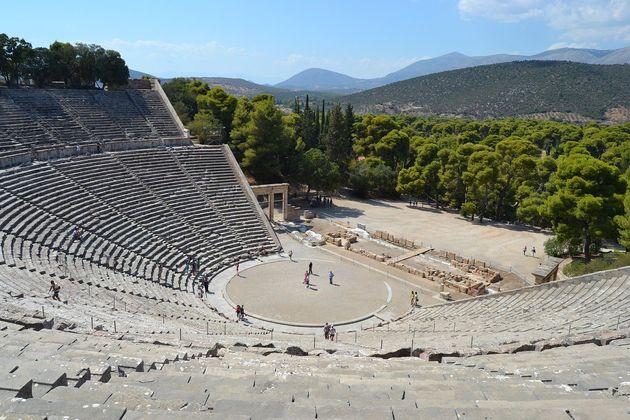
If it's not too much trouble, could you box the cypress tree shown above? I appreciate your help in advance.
[320,100,326,135]
[293,97,300,114]
[315,105,320,140]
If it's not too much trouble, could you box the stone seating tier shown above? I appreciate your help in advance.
[0,324,628,418]
[0,87,184,153]
[0,145,279,295]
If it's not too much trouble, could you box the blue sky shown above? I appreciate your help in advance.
[2,0,629,83]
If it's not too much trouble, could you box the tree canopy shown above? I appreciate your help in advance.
[0,33,128,88]
[161,71,630,259]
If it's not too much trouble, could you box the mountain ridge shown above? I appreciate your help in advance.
[341,60,630,122]
[275,47,630,92]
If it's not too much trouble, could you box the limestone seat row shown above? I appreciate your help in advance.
[0,87,183,151]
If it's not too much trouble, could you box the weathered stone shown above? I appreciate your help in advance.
[285,346,308,356]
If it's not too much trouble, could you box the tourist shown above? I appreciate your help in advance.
[202,276,210,294]
[329,325,336,341]
[532,246,536,257]
[240,304,246,320]
[288,250,293,261]
[324,322,330,340]
[328,270,334,285]
[523,245,527,256]
[236,305,242,321]
[414,291,419,306]
[410,290,415,306]
[236,262,240,277]
[197,283,204,298]
[308,261,313,275]
[49,280,61,301]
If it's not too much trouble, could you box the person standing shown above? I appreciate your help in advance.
[236,262,240,277]
[308,261,313,275]
[324,323,330,340]
[236,305,241,321]
[532,246,536,257]
[202,276,210,295]
[49,281,61,301]
[288,250,293,261]
[523,245,527,256]
[328,270,334,285]
[329,325,336,341]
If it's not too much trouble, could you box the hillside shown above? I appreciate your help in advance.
[129,69,154,79]
[275,47,630,92]
[342,61,630,122]
[275,68,368,93]
[160,76,340,105]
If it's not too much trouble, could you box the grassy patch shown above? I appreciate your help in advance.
[563,252,630,277]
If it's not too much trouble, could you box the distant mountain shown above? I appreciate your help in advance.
[595,46,630,64]
[275,68,368,93]
[129,69,154,79]
[342,61,630,122]
[171,76,288,97]
[160,76,340,105]
[276,47,630,92]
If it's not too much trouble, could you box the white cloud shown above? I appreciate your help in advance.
[458,0,630,45]
[459,0,545,22]
[100,39,248,57]
[547,41,595,50]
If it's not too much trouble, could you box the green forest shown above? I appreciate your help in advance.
[0,33,129,88]
[164,78,630,263]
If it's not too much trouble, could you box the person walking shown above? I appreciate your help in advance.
[328,270,334,285]
[202,276,210,295]
[308,261,313,275]
[324,323,330,340]
[532,246,536,258]
[329,325,336,341]
[240,305,246,320]
[183,256,190,274]
[303,270,309,286]
[236,262,240,277]
[523,245,527,256]
[288,250,293,261]
[49,281,61,301]
[236,305,241,321]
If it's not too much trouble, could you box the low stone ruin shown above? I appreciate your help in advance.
[387,261,488,296]
[325,231,358,249]
[372,230,416,249]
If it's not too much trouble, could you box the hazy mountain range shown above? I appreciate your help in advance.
[275,47,630,93]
